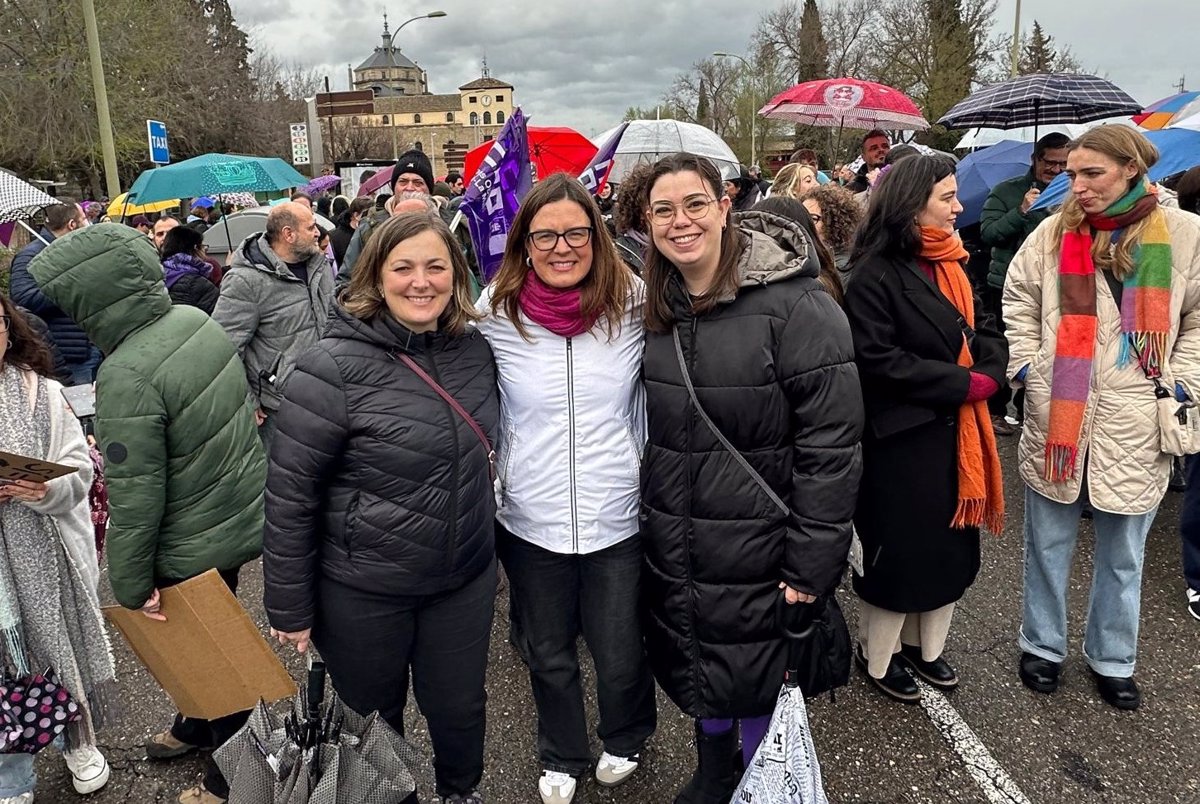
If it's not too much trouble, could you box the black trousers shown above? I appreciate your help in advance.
[312,558,497,798]
[496,523,657,776]
[983,284,1023,420]
[163,567,248,798]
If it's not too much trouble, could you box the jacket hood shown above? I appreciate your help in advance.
[27,223,173,354]
[230,232,325,281]
[733,211,820,288]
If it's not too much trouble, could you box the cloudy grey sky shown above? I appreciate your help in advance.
[228,0,1196,139]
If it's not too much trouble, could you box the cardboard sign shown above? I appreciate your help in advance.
[103,570,295,720]
[0,450,79,484]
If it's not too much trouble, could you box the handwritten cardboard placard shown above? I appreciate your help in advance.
[0,450,79,484]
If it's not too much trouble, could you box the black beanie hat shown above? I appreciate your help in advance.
[392,150,435,194]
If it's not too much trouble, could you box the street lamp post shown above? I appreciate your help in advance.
[81,0,120,198]
[388,11,447,159]
[714,51,756,169]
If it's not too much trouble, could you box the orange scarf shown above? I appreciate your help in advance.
[919,227,1005,533]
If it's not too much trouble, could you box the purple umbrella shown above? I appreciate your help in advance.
[304,175,342,195]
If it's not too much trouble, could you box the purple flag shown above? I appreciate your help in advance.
[460,108,533,282]
[578,122,628,196]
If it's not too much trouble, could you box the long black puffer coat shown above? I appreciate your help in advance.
[641,217,864,719]
[263,304,499,633]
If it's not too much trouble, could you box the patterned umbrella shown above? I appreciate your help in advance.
[937,73,1142,130]
[126,153,308,205]
[1133,91,1200,131]
[0,170,59,224]
[759,78,930,131]
[303,175,342,195]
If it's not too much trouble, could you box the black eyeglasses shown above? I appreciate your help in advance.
[527,227,593,251]
[0,315,9,334]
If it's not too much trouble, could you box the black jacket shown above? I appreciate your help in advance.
[167,274,218,315]
[262,304,499,633]
[329,217,355,268]
[640,221,864,718]
[9,229,97,367]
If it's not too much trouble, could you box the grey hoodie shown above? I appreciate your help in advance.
[212,233,334,412]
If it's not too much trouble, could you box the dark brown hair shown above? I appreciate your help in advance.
[803,184,863,254]
[1,295,56,378]
[489,172,633,341]
[750,197,845,307]
[341,213,480,336]
[641,153,742,333]
[1174,166,1200,215]
[613,163,655,237]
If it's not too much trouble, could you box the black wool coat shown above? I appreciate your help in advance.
[641,225,864,719]
[262,305,499,633]
[844,252,1009,612]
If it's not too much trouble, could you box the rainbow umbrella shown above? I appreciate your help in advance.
[1133,91,1200,130]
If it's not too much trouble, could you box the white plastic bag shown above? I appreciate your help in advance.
[732,683,829,804]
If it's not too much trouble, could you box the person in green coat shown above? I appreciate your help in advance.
[28,223,266,804]
[979,132,1071,432]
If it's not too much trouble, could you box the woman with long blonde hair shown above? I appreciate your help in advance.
[769,162,819,200]
[1005,126,1200,710]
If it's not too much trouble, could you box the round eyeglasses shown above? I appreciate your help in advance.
[527,227,593,251]
[647,196,717,225]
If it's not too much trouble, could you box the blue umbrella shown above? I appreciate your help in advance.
[126,153,309,205]
[1032,127,1200,211]
[954,140,1033,227]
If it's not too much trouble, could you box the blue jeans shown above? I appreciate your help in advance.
[1019,484,1157,677]
[0,753,35,797]
[1179,456,1200,591]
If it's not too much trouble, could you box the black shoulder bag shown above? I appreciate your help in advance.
[672,327,851,699]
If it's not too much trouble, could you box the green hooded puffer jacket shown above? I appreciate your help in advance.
[29,224,266,609]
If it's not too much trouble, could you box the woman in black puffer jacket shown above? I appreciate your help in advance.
[262,214,499,804]
[639,153,863,803]
[159,226,218,314]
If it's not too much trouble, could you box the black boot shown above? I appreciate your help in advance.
[674,722,738,804]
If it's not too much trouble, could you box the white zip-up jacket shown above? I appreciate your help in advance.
[476,280,646,554]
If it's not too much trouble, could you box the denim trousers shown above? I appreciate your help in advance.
[1019,484,1157,677]
[496,524,657,776]
[313,558,497,798]
[0,753,35,797]
[1178,456,1200,591]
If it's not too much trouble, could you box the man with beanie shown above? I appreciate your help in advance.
[336,149,434,284]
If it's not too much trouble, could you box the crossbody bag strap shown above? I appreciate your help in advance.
[672,326,790,516]
[392,351,496,480]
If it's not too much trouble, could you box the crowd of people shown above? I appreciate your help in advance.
[1,123,1199,804]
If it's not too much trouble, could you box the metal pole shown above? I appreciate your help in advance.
[715,52,755,167]
[81,0,120,198]
[385,12,445,161]
[1010,0,1022,77]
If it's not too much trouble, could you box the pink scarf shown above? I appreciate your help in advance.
[518,270,599,338]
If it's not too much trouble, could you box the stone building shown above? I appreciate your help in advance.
[322,17,516,175]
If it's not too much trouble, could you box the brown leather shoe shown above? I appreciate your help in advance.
[146,729,198,760]
[178,785,227,804]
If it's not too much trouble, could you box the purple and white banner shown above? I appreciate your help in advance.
[578,122,628,196]
[460,107,533,282]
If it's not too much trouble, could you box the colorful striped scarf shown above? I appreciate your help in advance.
[1046,181,1172,482]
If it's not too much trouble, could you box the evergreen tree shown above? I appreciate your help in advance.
[1019,20,1058,75]
[795,0,829,83]
[697,78,711,130]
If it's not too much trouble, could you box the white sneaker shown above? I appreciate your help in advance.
[1187,588,1200,621]
[538,770,576,804]
[64,745,110,794]
[0,793,34,804]
[595,751,640,787]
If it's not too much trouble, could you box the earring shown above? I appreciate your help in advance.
[525,255,532,267]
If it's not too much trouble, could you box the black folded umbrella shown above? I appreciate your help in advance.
[215,661,422,804]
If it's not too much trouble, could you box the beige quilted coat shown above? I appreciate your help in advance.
[1003,207,1200,514]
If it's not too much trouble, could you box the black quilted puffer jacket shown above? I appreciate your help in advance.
[640,214,864,719]
[263,304,499,632]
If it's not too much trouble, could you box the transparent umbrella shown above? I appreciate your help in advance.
[590,119,739,184]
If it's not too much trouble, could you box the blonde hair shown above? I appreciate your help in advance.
[770,163,817,200]
[1052,127,1160,280]
[340,213,480,335]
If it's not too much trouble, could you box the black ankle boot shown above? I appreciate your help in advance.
[674,722,738,804]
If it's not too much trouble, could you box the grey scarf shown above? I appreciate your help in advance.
[0,366,116,747]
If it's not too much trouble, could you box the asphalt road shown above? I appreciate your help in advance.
[32,439,1200,803]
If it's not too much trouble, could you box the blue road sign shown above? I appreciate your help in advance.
[147,120,170,164]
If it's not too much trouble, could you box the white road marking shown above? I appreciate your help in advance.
[916,679,1034,804]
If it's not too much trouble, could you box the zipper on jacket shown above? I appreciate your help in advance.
[427,347,461,575]
[567,337,579,552]
[683,317,703,692]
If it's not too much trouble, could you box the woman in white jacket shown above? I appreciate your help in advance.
[477,174,656,804]
[1004,127,1200,711]
[0,297,115,804]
